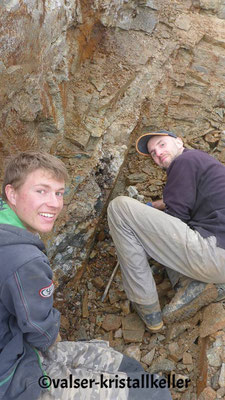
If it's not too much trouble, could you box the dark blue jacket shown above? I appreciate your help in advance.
[164,148,225,249]
[0,217,60,399]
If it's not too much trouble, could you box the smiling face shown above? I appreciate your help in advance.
[147,135,184,168]
[5,168,65,233]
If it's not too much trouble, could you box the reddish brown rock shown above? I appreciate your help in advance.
[141,348,156,366]
[122,312,145,343]
[108,289,121,304]
[120,300,130,315]
[183,352,193,365]
[123,329,145,343]
[97,230,105,242]
[166,321,192,341]
[168,342,183,362]
[101,314,122,331]
[92,276,105,289]
[60,315,70,331]
[114,328,123,338]
[157,279,173,297]
[122,313,145,331]
[200,303,225,338]
[124,345,141,362]
[216,387,225,398]
[198,386,217,400]
[82,291,89,318]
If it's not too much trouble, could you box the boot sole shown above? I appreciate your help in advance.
[163,283,218,324]
[146,321,164,333]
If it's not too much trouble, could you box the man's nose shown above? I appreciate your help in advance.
[155,147,163,157]
[46,193,61,207]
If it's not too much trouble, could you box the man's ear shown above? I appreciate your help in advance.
[176,137,184,149]
[5,184,17,206]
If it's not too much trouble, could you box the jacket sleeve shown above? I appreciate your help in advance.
[1,255,60,352]
[163,156,199,223]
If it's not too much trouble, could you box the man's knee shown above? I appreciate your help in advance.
[107,196,134,220]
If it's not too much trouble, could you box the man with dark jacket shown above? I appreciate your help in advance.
[0,151,172,400]
[108,130,225,332]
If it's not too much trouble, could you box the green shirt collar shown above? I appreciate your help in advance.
[0,198,26,230]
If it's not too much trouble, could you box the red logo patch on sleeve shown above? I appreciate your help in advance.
[39,281,54,298]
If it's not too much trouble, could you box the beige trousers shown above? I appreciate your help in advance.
[107,196,225,305]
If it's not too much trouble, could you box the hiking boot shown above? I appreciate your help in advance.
[162,280,218,324]
[132,301,163,332]
[215,283,225,302]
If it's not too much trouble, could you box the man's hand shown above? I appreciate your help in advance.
[152,199,166,211]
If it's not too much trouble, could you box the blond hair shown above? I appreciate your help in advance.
[2,151,68,201]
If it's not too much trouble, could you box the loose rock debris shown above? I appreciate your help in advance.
[54,217,225,400]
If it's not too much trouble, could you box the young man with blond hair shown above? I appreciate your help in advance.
[0,151,171,400]
[108,130,225,332]
[0,152,66,399]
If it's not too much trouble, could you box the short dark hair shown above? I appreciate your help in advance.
[2,151,68,201]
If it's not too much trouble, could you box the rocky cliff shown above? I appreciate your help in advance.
[1,0,225,280]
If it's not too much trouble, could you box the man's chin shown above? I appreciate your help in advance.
[39,225,55,233]
[161,161,170,169]
[27,224,54,234]
[162,159,172,169]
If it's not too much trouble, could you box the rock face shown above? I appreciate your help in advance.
[1,1,225,279]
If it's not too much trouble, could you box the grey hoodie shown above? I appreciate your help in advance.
[0,200,60,399]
